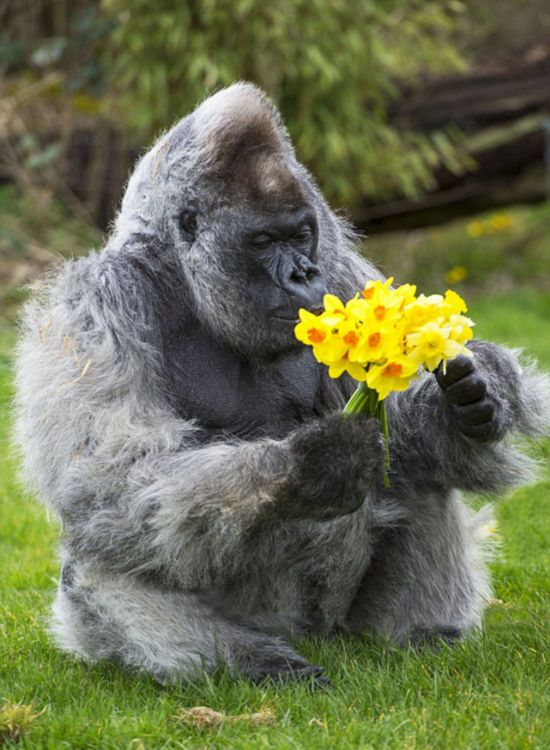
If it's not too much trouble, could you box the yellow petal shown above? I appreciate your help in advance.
[323,293,345,313]
[444,289,468,315]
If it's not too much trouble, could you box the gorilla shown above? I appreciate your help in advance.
[14,83,550,685]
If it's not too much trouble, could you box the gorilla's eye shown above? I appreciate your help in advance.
[178,208,197,243]
[294,226,312,243]
[250,233,273,249]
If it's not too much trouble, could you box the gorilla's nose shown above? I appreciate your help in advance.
[280,258,326,313]
[291,277,326,313]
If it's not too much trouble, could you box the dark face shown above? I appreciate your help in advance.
[232,203,326,317]
[181,147,328,356]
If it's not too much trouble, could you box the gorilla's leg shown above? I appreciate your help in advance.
[345,492,491,644]
[52,573,323,685]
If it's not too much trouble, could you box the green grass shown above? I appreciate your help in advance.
[1,194,550,747]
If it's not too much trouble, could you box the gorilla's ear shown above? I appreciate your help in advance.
[178,206,198,243]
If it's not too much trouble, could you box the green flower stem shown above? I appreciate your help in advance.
[343,382,391,488]
[343,381,372,414]
[378,399,391,489]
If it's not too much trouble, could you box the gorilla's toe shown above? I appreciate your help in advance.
[248,659,330,688]
[404,625,463,649]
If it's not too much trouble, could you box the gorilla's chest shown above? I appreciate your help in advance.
[164,324,324,439]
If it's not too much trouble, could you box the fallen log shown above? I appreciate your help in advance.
[359,43,550,232]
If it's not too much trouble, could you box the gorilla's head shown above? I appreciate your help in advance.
[113,83,348,356]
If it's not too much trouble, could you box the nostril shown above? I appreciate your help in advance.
[290,270,307,284]
[290,265,319,285]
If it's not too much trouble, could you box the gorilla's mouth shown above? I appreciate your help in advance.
[272,306,323,324]
[272,315,299,323]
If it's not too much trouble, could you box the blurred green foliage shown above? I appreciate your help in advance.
[100,0,469,205]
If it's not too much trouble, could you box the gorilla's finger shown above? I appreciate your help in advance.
[435,355,475,390]
[455,398,495,426]
[445,374,486,406]
[458,420,496,442]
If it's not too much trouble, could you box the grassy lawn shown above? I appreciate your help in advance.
[1,196,549,747]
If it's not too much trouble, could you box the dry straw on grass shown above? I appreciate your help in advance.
[175,705,276,730]
[0,701,44,745]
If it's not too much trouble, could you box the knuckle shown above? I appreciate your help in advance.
[436,355,475,388]
[455,398,495,425]
[458,420,496,442]
[445,374,486,405]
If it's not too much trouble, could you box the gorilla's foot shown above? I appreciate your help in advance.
[403,625,463,649]
[238,643,330,687]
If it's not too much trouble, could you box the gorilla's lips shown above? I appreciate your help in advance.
[272,305,323,324]
[272,316,300,323]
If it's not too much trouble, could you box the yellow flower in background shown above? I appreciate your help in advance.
[489,213,513,232]
[467,212,514,238]
[445,265,468,285]
[467,220,484,238]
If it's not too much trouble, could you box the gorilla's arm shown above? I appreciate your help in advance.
[383,340,550,494]
[14,252,384,591]
[57,410,383,590]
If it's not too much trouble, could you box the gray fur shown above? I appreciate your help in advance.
[13,83,550,684]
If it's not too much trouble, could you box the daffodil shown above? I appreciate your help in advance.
[444,289,468,315]
[361,278,408,319]
[467,220,484,238]
[319,293,348,327]
[328,355,368,381]
[445,266,468,285]
[394,284,418,312]
[449,314,475,345]
[294,309,330,347]
[402,294,445,332]
[361,277,395,303]
[294,280,475,486]
[365,356,419,400]
[406,323,467,372]
[348,326,402,364]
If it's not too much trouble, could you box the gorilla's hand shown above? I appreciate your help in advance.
[435,351,505,442]
[277,413,384,522]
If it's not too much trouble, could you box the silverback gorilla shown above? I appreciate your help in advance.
[14,84,550,684]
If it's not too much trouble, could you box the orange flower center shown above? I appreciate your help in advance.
[307,328,325,344]
[362,287,375,300]
[374,305,386,320]
[383,362,403,378]
[368,332,381,348]
[343,331,359,347]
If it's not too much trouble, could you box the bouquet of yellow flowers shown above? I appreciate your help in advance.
[294,278,475,486]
